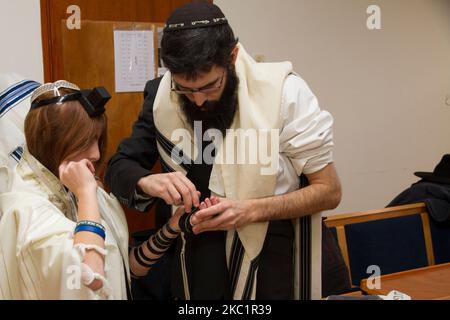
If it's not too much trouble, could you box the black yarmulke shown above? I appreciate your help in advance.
[164,3,228,32]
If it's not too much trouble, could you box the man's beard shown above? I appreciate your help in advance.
[179,66,239,135]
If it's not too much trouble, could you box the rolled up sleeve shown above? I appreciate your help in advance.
[280,75,334,176]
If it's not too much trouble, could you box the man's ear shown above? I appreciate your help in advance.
[230,46,239,65]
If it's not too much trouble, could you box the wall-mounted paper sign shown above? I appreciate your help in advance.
[114,30,154,93]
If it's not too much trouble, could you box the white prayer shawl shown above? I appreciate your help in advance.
[0,73,40,193]
[153,44,322,299]
[0,148,130,300]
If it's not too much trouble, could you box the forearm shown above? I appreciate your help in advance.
[250,181,341,222]
[190,165,342,233]
[73,191,105,290]
[130,222,179,277]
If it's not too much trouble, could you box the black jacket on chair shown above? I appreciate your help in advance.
[388,181,450,223]
[388,180,450,264]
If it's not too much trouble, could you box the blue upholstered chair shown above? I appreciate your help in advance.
[324,203,437,287]
[429,218,450,264]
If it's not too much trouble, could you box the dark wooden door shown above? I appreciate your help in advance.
[39,0,207,234]
[40,0,208,81]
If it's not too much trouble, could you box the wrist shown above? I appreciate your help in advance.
[168,216,180,233]
[167,218,181,234]
[137,176,150,194]
[78,213,101,223]
[76,185,98,199]
[246,198,260,224]
[77,193,101,222]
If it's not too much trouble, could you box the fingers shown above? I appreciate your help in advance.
[174,206,185,215]
[190,202,225,224]
[211,197,220,205]
[59,161,68,170]
[167,184,183,206]
[58,161,68,178]
[171,173,200,212]
[173,206,185,220]
[192,214,226,234]
[60,159,95,177]
[168,207,185,233]
[57,159,98,197]
[84,160,96,175]
[171,178,193,212]
[176,172,200,208]
[147,173,201,210]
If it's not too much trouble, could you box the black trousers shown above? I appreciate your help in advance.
[256,220,295,299]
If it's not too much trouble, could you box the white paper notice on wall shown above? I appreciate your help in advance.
[114,30,154,93]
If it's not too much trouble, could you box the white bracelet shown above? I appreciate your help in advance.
[80,263,113,299]
[81,263,107,286]
[74,243,108,258]
[81,263,97,286]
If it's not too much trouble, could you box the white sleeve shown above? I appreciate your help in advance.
[14,200,112,300]
[280,75,334,175]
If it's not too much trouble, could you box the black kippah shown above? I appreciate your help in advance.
[164,3,228,32]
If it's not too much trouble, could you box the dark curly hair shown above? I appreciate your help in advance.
[161,24,238,80]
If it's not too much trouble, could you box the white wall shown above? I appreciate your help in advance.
[216,0,450,214]
[1,0,449,215]
[0,0,44,82]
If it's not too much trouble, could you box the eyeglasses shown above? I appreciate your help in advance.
[171,71,225,95]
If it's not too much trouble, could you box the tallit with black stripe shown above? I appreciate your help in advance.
[153,44,321,300]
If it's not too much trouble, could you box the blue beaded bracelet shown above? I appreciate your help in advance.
[75,224,106,240]
[77,220,105,232]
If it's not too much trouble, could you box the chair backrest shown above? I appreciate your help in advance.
[324,203,436,286]
[428,218,450,264]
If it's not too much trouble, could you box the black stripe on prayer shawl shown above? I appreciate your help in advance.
[242,255,261,300]
[299,174,312,300]
[228,231,263,300]
[160,158,176,173]
[300,215,312,300]
[9,145,24,163]
[229,232,244,296]
[155,128,193,172]
[228,174,314,299]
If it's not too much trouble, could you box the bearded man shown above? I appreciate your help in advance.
[106,2,341,300]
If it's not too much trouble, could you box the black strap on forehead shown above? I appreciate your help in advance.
[31,92,81,110]
[30,87,110,117]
